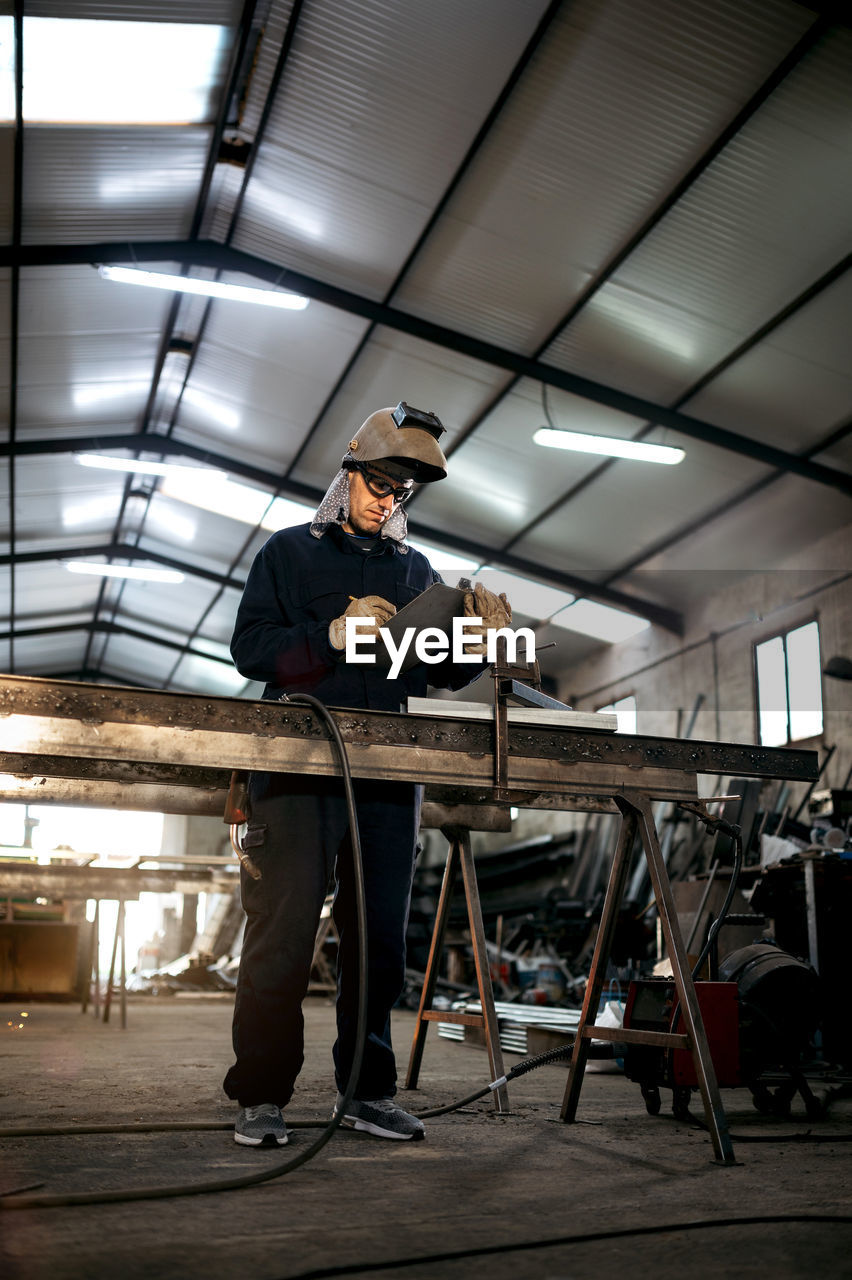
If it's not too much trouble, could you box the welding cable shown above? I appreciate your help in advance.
[414,1041,576,1117]
[689,822,743,982]
[0,693,369,1212]
[660,814,745,1047]
[281,1213,852,1279]
[675,1108,852,1143]
[0,1042,580,1142]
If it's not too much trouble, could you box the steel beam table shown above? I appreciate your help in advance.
[0,676,819,1161]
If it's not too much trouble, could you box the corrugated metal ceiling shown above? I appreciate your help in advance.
[0,0,849,696]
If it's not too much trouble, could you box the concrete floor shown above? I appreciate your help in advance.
[0,997,850,1280]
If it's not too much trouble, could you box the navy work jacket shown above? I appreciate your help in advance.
[231,522,484,712]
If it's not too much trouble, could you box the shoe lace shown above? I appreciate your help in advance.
[245,1103,280,1121]
[365,1098,402,1115]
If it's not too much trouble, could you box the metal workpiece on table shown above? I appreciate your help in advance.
[0,677,819,808]
[0,863,236,900]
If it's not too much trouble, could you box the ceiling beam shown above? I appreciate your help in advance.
[4,435,683,632]
[0,618,236,668]
[89,0,281,683]
[5,238,850,497]
[0,541,245,592]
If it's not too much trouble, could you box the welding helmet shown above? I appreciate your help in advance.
[343,402,448,483]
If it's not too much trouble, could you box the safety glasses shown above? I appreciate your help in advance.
[352,463,415,503]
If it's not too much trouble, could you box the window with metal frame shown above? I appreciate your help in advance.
[754,619,823,747]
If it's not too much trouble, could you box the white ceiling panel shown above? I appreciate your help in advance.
[542,283,743,406]
[1,0,850,694]
[168,650,248,696]
[26,3,243,20]
[93,630,184,689]
[14,456,124,542]
[603,32,852,341]
[9,558,115,620]
[11,631,89,675]
[102,575,220,639]
[191,586,245,648]
[233,0,552,297]
[177,289,371,466]
[393,0,813,347]
[15,264,171,436]
[133,498,263,577]
[513,440,772,577]
[0,268,9,436]
[681,272,852,453]
[291,327,514,492]
[620,475,852,606]
[0,128,12,242]
[128,533,234,591]
[22,128,211,245]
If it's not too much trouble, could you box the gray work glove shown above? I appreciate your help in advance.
[461,582,512,654]
[329,594,396,651]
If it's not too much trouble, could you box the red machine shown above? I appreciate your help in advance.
[622,979,740,1118]
[622,943,823,1119]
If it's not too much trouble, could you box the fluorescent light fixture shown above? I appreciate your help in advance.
[534,427,684,465]
[99,265,308,311]
[1,18,227,125]
[65,562,184,584]
[74,454,226,482]
[551,599,650,643]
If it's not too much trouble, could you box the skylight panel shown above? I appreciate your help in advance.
[0,18,228,125]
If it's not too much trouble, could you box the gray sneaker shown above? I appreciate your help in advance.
[334,1093,425,1141]
[234,1103,289,1147]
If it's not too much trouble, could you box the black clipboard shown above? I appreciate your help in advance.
[376,582,469,673]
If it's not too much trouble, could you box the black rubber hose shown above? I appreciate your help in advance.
[415,1042,576,1117]
[0,693,369,1211]
[691,823,743,981]
[0,1044,579,1139]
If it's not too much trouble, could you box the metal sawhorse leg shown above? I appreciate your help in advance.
[560,791,735,1165]
[406,823,509,1111]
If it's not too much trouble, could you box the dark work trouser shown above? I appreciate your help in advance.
[222,778,422,1109]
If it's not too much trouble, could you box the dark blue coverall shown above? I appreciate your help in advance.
[223,521,481,1107]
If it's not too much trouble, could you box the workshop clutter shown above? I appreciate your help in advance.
[406,772,850,1115]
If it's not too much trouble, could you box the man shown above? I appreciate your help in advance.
[223,403,511,1146]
